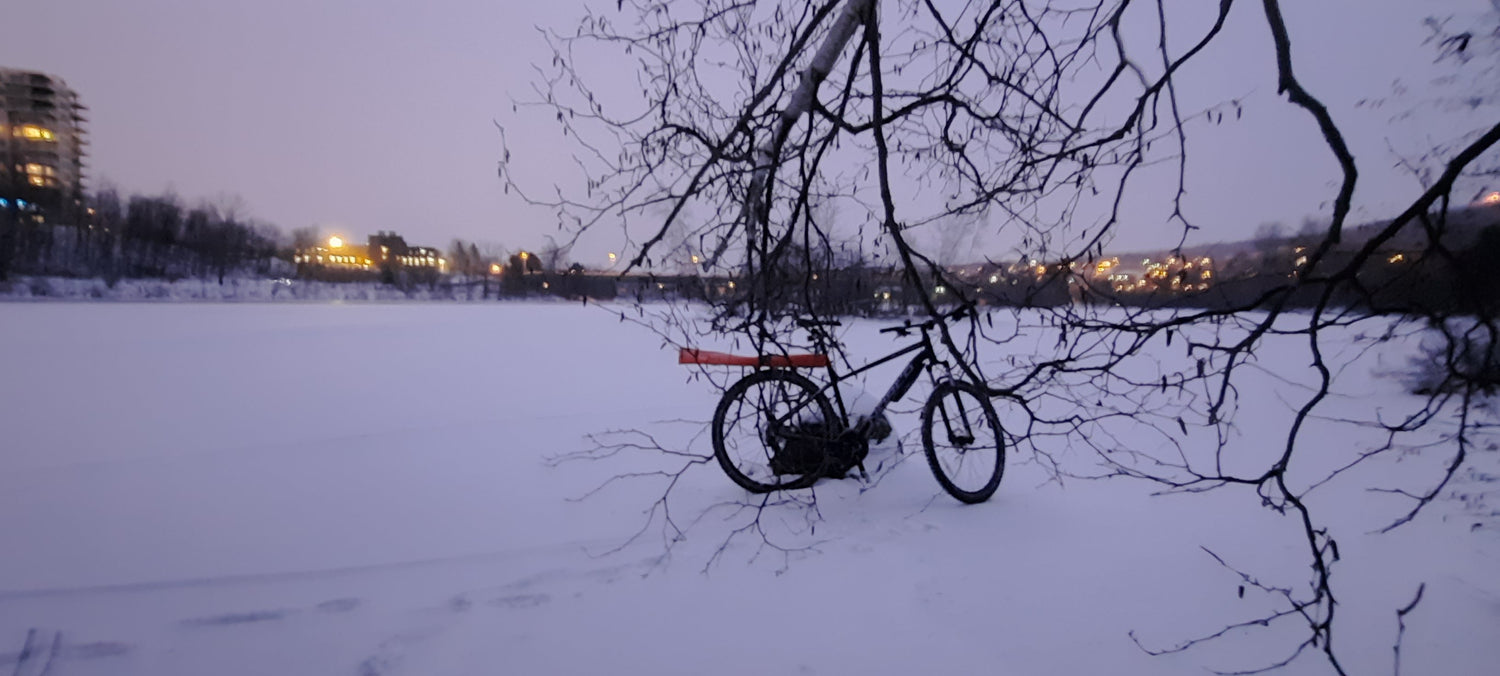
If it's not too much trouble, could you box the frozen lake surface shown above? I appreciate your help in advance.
[0,302,1495,675]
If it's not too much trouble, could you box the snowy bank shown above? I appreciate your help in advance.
[0,275,517,303]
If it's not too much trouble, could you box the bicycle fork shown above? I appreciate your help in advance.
[935,391,977,447]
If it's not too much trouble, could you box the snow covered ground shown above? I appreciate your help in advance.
[0,302,1495,675]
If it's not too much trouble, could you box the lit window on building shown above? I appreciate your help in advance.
[14,125,56,141]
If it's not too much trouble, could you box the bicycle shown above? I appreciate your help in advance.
[679,305,1004,504]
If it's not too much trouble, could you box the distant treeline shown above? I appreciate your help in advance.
[1085,223,1500,318]
[5,188,1498,318]
[0,190,288,284]
[736,218,1500,318]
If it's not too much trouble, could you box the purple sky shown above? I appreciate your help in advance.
[2,0,1495,265]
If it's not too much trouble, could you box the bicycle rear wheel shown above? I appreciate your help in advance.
[712,369,837,493]
[921,380,1004,503]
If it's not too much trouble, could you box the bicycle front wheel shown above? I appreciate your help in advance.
[921,380,1004,503]
[712,369,837,493]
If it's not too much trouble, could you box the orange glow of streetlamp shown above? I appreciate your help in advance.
[328,235,344,248]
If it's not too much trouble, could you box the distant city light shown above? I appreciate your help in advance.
[607,252,617,262]
[1483,191,1500,205]
[328,236,344,248]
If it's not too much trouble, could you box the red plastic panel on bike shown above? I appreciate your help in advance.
[678,348,830,368]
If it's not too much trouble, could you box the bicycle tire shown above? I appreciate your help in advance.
[921,380,1004,503]
[712,369,837,493]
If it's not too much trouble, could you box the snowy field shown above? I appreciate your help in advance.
[0,302,1495,675]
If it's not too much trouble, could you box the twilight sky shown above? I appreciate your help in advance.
[2,0,1496,265]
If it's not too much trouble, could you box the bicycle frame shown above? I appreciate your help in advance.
[810,326,942,429]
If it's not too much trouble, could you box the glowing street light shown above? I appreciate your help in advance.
[328,235,344,248]
[1482,191,1500,205]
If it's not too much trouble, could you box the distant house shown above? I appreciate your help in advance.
[295,231,446,282]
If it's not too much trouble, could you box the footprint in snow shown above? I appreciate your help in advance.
[316,598,362,614]
[489,593,551,610]
[180,609,291,627]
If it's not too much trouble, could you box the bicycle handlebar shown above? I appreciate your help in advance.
[878,303,974,335]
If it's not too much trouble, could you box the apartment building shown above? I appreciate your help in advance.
[1,67,88,221]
